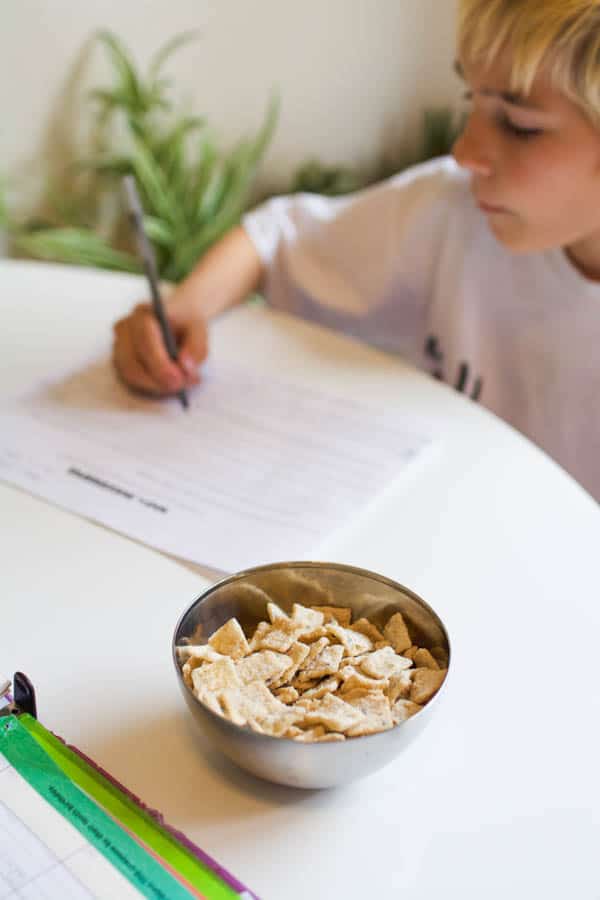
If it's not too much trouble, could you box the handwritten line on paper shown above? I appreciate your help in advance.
[67,467,168,512]
[68,466,134,500]
[0,358,434,572]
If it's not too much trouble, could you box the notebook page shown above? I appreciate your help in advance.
[0,358,433,571]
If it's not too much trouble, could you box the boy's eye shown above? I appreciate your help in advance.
[498,115,543,139]
[461,89,543,140]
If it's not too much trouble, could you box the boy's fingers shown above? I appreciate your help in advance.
[117,356,162,396]
[164,304,208,384]
[114,303,205,394]
[178,327,207,384]
[113,326,166,395]
[178,353,201,385]
[130,305,185,392]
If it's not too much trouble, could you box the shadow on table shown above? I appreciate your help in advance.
[88,707,363,828]
[33,359,163,414]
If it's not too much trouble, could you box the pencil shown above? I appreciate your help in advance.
[123,175,189,410]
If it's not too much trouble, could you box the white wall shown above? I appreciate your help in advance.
[1,0,460,210]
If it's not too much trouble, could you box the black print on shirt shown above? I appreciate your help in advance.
[424,335,484,401]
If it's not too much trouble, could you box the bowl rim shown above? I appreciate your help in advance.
[172,560,451,746]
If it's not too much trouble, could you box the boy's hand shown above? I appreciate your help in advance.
[111,226,264,396]
[112,302,207,396]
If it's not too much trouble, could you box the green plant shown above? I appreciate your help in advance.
[418,107,464,161]
[10,30,278,282]
[0,179,6,228]
[379,107,465,180]
[289,106,464,197]
[290,160,367,196]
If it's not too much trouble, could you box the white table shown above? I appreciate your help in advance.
[1,260,599,899]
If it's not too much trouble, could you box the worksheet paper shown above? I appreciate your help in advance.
[0,358,432,572]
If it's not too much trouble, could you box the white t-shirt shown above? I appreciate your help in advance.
[243,156,600,502]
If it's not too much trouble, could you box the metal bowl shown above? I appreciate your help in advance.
[172,562,451,789]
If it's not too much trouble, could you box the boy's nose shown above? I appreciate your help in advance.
[452,117,494,177]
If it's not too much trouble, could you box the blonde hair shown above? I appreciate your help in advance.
[457,0,600,126]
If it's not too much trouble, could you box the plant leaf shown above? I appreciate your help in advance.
[74,155,132,176]
[130,136,182,227]
[7,32,280,283]
[89,88,131,110]
[189,136,217,221]
[154,116,205,172]
[173,96,279,276]
[148,30,201,79]
[142,215,176,248]
[291,160,365,196]
[196,160,228,225]
[247,93,279,166]
[14,227,140,272]
[418,107,462,160]
[0,176,9,230]
[95,31,144,111]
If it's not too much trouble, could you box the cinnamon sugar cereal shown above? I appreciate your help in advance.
[179,599,447,743]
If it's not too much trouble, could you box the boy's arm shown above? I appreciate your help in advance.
[113,159,452,396]
[241,161,457,351]
[168,225,264,321]
[112,226,263,396]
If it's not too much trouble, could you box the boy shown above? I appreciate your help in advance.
[113,0,600,502]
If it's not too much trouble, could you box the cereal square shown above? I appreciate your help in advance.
[410,668,446,704]
[327,624,373,657]
[270,641,311,689]
[359,646,413,679]
[338,665,388,694]
[311,605,353,627]
[208,618,250,659]
[297,644,345,681]
[291,603,325,629]
[386,670,413,704]
[391,698,421,724]
[350,618,385,643]
[301,693,365,733]
[253,618,304,653]
[236,650,291,684]
[383,612,412,654]
[267,601,289,623]
[414,648,441,670]
[191,657,241,694]
[344,689,394,736]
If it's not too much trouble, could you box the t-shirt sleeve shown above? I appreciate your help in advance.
[242,156,465,358]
